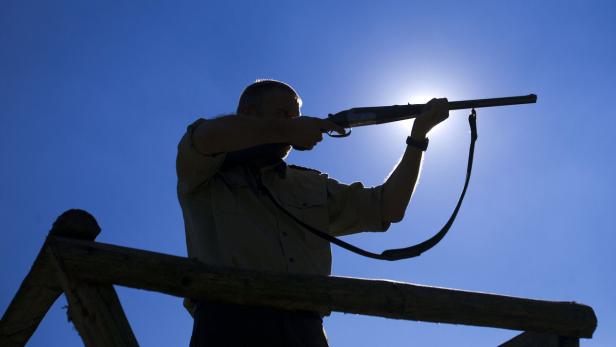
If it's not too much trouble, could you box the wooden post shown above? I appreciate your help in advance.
[0,246,62,347]
[0,209,138,347]
[0,209,97,346]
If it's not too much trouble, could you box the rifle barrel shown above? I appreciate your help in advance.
[448,94,537,110]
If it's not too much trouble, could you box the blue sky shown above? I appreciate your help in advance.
[1,1,615,346]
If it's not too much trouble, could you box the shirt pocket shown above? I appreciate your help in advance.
[277,184,330,250]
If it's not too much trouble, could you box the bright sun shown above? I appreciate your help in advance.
[390,92,450,137]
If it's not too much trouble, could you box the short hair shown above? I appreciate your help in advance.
[236,79,302,114]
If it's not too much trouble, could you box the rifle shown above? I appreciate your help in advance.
[273,94,538,261]
[326,94,537,135]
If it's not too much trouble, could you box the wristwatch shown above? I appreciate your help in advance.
[406,136,429,151]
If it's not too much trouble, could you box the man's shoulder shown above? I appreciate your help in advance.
[287,164,328,177]
[286,164,330,186]
[288,164,322,174]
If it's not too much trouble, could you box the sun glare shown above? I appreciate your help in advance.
[372,70,478,143]
[389,91,450,137]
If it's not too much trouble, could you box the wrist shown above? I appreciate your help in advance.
[406,136,429,151]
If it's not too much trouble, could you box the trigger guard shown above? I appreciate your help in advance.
[327,128,352,138]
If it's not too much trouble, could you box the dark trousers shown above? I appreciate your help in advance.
[189,301,329,347]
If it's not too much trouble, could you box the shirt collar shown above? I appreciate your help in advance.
[259,160,287,178]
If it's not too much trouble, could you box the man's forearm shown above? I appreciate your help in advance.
[192,115,293,155]
[381,131,427,223]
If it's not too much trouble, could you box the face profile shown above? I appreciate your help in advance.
[231,84,302,166]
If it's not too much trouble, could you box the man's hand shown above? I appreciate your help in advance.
[411,98,449,139]
[286,116,346,150]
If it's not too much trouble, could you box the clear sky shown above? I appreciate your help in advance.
[1,1,615,346]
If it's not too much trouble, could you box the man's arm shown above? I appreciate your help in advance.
[381,99,449,223]
[191,114,345,155]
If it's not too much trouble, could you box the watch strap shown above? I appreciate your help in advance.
[406,136,429,151]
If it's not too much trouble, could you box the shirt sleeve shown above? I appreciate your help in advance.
[176,118,226,194]
[326,178,391,236]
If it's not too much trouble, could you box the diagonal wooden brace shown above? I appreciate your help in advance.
[47,240,138,347]
[0,209,138,347]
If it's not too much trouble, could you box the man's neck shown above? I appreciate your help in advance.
[222,143,287,169]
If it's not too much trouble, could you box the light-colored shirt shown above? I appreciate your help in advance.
[176,117,391,278]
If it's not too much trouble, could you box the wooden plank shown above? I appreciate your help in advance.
[47,241,138,347]
[49,236,597,339]
[499,331,579,347]
[0,209,102,347]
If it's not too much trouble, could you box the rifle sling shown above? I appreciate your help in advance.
[264,110,478,261]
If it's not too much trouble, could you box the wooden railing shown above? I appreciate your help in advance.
[0,210,597,347]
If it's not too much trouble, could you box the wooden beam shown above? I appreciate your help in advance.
[0,248,61,347]
[47,241,138,347]
[0,210,101,347]
[499,331,579,347]
[49,236,597,339]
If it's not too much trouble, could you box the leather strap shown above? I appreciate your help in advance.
[264,109,478,261]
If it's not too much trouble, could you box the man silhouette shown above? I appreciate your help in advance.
[176,80,448,346]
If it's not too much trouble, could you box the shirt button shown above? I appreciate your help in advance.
[289,257,294,263]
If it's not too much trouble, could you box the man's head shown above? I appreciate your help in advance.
[237,79,302,119]
[234,80,302,165]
